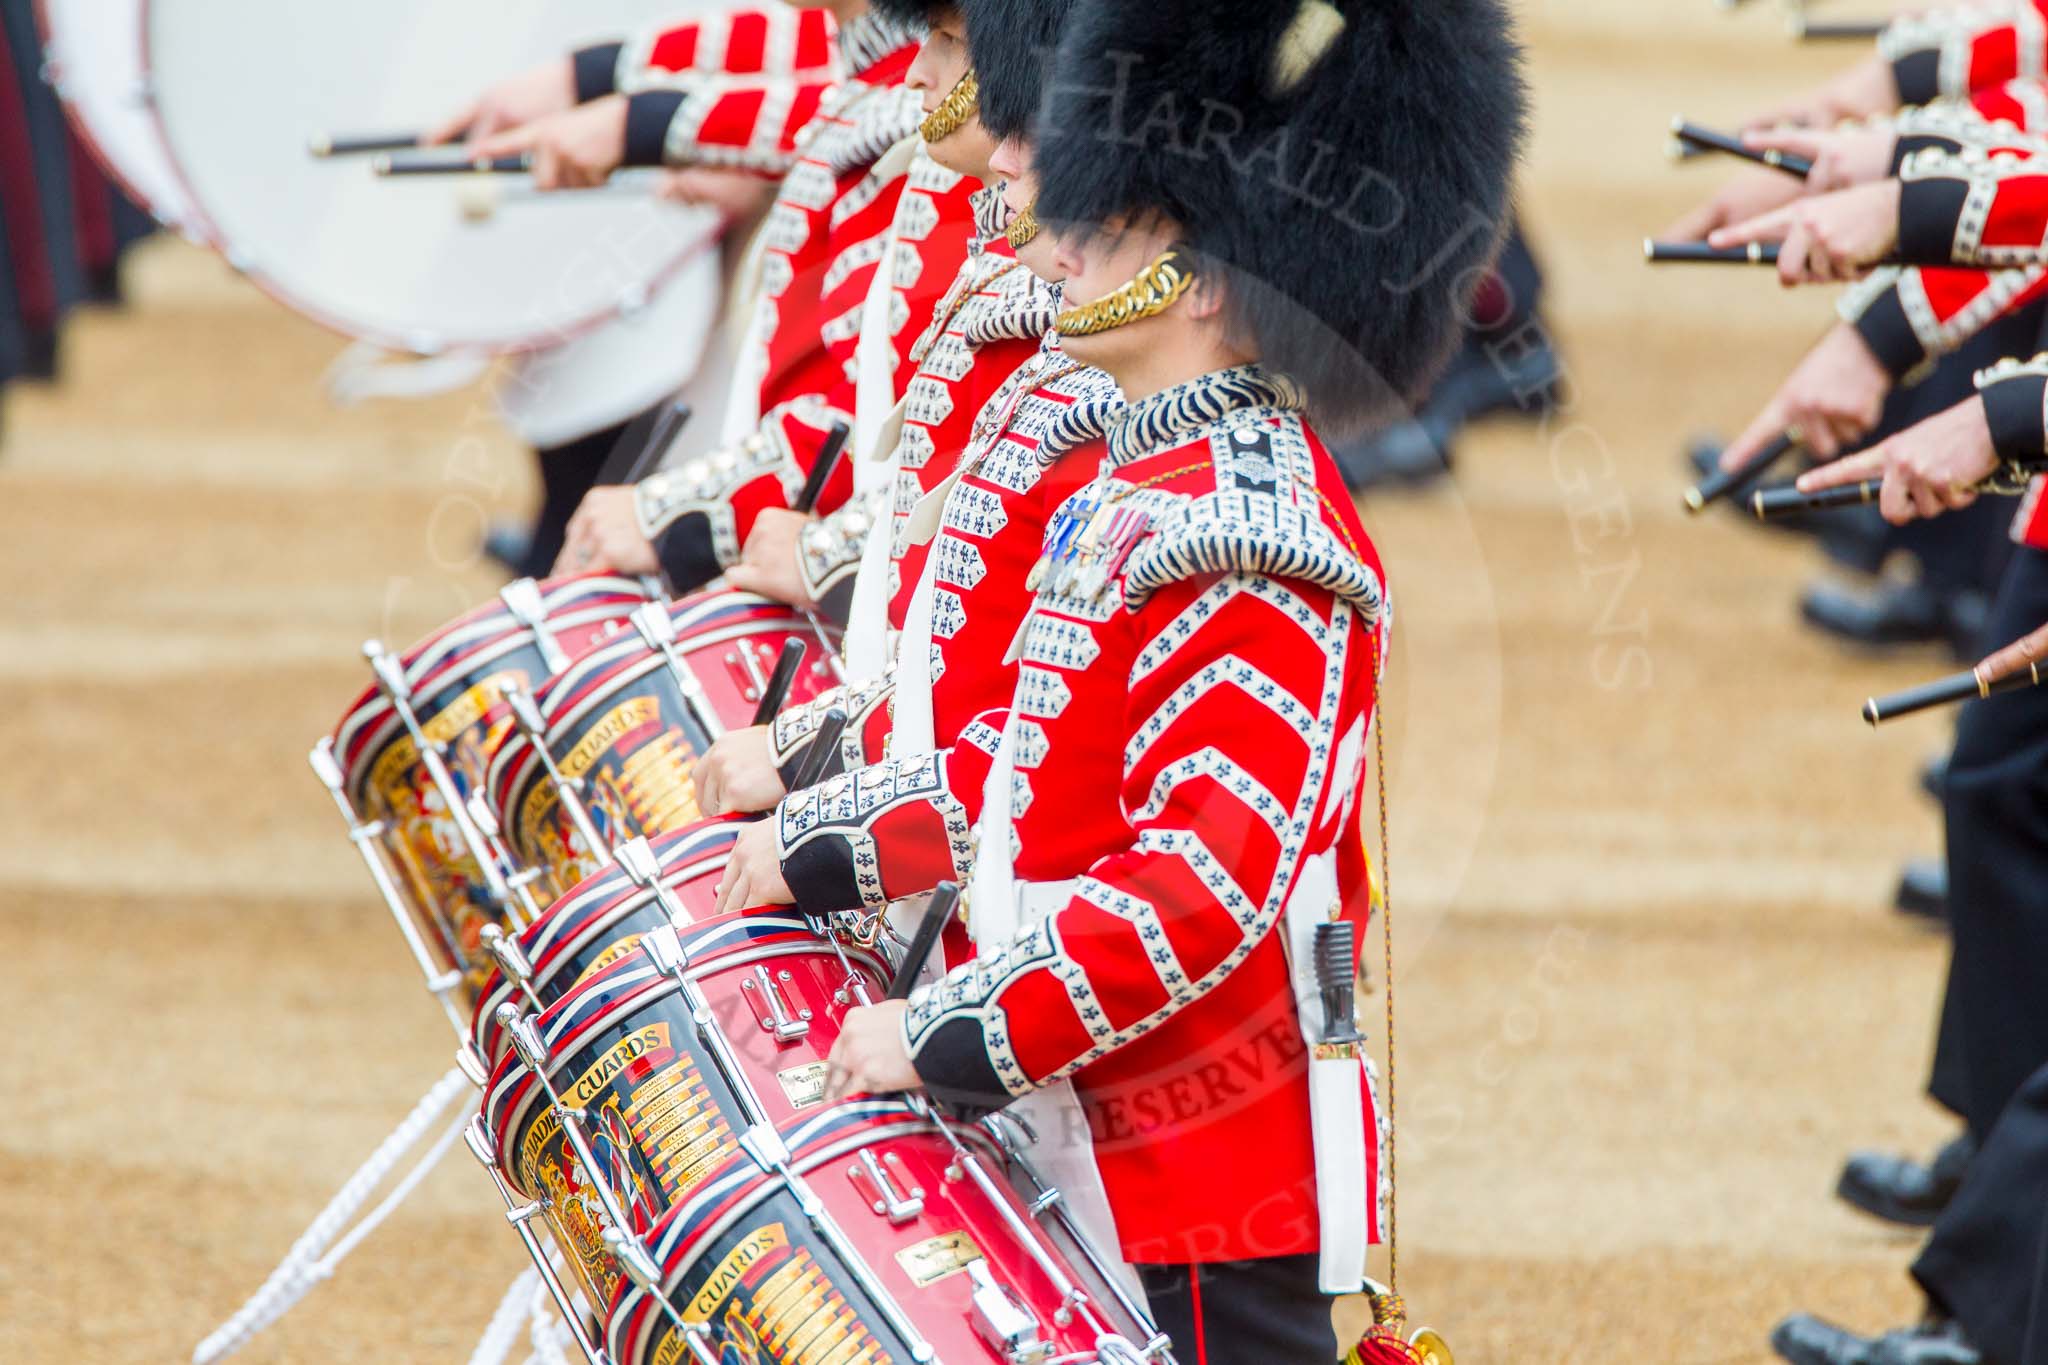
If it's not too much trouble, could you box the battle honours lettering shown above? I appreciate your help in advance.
[572,1023,671,1107]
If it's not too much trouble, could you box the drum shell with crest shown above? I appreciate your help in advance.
[605,1099,1169,1365]
[485,588,840,901]
[483,921,891,1310]
[330,574,651,996]
[469,816,745,1067]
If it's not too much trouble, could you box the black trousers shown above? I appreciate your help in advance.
[1914,1060,2048,1365]
[1927,547,2048,1141]
[1138,1256,1338,1365]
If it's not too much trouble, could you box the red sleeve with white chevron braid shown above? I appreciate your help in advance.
[1883,4,2048,105]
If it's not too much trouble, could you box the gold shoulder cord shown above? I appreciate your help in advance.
[1006,201,1042,251]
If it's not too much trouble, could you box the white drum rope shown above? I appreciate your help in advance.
[522,1273,576,1365]
[191,1067,472,1364]
[466,1268,542,1365]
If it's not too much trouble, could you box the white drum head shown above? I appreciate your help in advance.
[35,0,197,233]
[143,0,723,354]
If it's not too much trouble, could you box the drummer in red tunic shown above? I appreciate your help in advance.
[724,0,1527,1357]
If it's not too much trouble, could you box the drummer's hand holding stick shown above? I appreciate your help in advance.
[423,56,579,146]
[1796,393,2002,523]
[821,883,964,1105]
[1661,125,1895,245]
[554,485,661,577]
[1709,179,1902,285]
[693,639,808,818]
[724,422,856,607]
[710,706,845,915]
[468,96,629,192]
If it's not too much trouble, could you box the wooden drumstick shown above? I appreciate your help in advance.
[1668,118,1813,179]
[310,132,421,157]
[1750,479,1880,519]
[1685,432,1799,513]
[374,150,532,176]
[887,882,962,999]
[751,639,809,728]
[791,706,848,792]
[793,422,854,516]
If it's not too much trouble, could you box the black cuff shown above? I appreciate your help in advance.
[1898,177,1974,264]
[1893,50,1943,107]
[623,89,687,168]
[1853,286,1929,382]
[573,43,624,103]
[655,515,723,593]
[1981,375,2048,463]
[782,833,866,917]
[910,1017,1014,1118]
[1893,133,1964,174]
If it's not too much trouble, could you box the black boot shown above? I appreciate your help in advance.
[1894,859,1948,924]
[1836,1133,1977,1227]
[1771,1315,1980,1365]
[1800,580,1989,660]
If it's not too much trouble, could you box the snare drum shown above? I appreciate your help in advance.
[34,0,197,233]
[487,589,839,899]
[605,1100,1167,1365]
[331,575,650,995]
[469,817,740,1066]
[484,918,890,1307]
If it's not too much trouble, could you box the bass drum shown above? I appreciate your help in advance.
[142,0,722,353]
[34,0,196,233]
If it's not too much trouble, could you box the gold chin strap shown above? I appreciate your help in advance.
[920,70,980,144]
[1054,250,1196,338]
[1006,200,1041,251]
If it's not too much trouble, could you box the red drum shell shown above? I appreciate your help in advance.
[329,574,649,993]
[605,1101,1158,1365]
[485,589,839,901]
[468,817,741,1066]
[483,919,888,1308]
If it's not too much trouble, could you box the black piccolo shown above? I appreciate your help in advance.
[1791,18,1886,41]
[1864,662,2044,725]
[1685,432,1799,513]
[1669,119,1813,179]
[1645,240,1781,264]
[750,639,809,728]
[887,882,962,1000]
[1751,479,1880,519]
[374,150,532,176]
[793,421,854,516]
[310,132,422,158]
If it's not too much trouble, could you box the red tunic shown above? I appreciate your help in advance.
[774,344,1120,911]
[1884,5,2048,104]
[631,14,926,590]
[898,366,1390,1266]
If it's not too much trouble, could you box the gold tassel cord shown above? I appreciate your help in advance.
[1006,200,1041,251]
[920,70,980,144]
[1053,251,1197,338]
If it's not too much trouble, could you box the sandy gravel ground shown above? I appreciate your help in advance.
[0,4,1975,1362]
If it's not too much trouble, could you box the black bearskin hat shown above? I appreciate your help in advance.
[960,0,1078,139]
[1035,0,1527,435]
[862,0,939,33]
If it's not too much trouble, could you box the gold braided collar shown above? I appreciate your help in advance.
[920,70,980,144]
[1005,200,1041,251]
[1055,250,1196,338]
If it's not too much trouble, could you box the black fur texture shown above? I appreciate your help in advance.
[960,0,1079,140]
[863,0,942,33]
[1035,0,1528,435]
